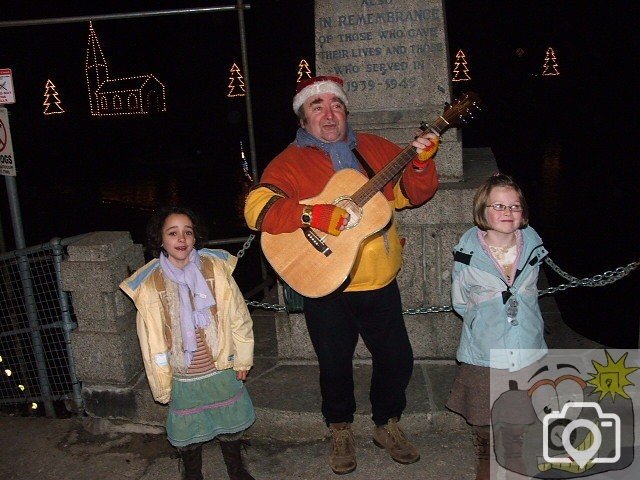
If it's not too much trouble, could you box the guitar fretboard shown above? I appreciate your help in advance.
[351,116,448,207]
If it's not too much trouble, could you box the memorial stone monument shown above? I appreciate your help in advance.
[315,0,461,179]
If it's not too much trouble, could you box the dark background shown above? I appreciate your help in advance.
[0,1,638,347]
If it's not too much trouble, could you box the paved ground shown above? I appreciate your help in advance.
[0,414,475,480]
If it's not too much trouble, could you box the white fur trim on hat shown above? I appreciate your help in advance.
[292,80,348,114]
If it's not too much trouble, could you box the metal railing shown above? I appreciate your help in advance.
[0,235,85,417]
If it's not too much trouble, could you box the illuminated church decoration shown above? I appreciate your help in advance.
[227,63,246,98]
[297,59,312,82]
[85,21,166,116]
[541,47,560,76]
[43,79,65,115]
[452,49,471,82]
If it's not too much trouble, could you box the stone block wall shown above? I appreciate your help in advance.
[61,231,166,422]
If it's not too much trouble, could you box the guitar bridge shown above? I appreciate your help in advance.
[302,227,332,257]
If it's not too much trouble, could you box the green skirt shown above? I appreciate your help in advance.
[166,369,256,448]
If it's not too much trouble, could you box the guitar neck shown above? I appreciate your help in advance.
[351,119,447,207]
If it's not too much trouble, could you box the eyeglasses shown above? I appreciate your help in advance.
[486,203,523,212]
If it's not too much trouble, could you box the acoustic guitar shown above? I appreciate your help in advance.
[261,92,481,298]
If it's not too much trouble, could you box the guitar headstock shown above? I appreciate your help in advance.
[421,91,482,135]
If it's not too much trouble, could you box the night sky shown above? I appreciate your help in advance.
[2,1,636,170]
[1,1,638,346]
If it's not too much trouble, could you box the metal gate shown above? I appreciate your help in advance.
[0,236,85,418]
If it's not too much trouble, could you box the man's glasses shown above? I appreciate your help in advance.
[486,203,523,212]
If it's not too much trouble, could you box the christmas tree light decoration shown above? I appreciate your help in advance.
[4,368,11,376]
[85,21,167,116]
[452,49,471,82]
[43,79,65,115]
[227,63,246,98]
[31,403,38,410]
[297,59,312,82]
[541,47,560,76]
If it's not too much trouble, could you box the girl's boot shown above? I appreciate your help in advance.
[220,439,255,480]
[179,444,204,480]
[472,426,491,480]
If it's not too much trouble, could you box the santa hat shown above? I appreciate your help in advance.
[292,76,349,114]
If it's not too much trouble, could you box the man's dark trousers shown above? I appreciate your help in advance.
[304,280,414,426]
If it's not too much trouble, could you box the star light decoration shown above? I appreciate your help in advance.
[85,21,167,116]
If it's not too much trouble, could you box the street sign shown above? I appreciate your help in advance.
[0,69,16,104]
[0,107,16,176]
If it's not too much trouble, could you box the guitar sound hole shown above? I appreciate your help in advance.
[334,197,362,229]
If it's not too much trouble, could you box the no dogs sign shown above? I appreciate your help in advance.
[0,107,16,176]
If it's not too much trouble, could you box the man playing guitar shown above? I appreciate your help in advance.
[244,76,439,475]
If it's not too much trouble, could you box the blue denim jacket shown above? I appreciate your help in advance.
[452,226,548,371]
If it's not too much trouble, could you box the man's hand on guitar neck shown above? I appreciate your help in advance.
[411,132,439,171]
[301,204,350,236]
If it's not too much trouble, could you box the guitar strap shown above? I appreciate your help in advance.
[352,149,375,179]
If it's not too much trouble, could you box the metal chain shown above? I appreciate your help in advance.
[236,234,255,259]
[539,258,640,296]
[402,305,454,314]
[236,234,285,311]
[543,257,581,282]
[236,243,639,313]
[245,300,287,312]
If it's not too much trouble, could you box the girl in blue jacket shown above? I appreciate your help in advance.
[446,174,548,480]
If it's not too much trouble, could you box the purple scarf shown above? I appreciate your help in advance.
[159,250,216,366]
